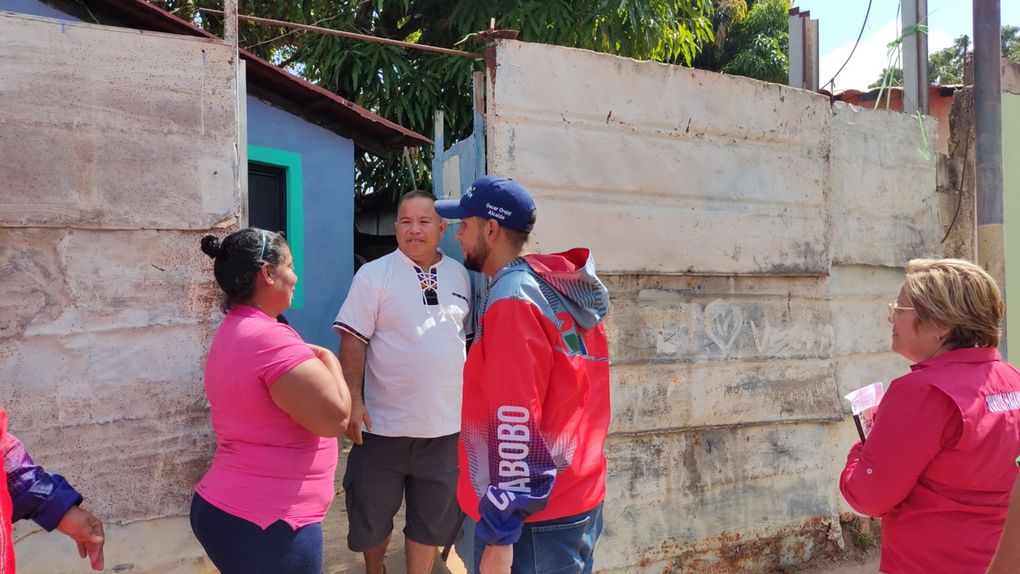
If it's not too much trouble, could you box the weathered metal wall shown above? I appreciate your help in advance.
[1,12,236,572]
[486,40,941,573]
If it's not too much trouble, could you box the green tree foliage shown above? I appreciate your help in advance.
[869,66,903,89]
[1002,25,1020,59]
[691,0,790,83]
[869,25,1020,89]
[927,34,968,85]
[157,0,714,200]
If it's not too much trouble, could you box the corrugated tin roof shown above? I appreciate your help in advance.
[829,84,963,102]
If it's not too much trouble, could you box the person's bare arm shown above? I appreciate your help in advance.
[338,331,371,444]
[309,343,352,428]
[269,351,350,437]
[987,476,1020,574]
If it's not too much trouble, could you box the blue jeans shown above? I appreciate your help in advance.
[473,503,604,574]
[189,493,323,574]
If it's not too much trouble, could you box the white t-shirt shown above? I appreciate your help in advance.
[333,249,471,438]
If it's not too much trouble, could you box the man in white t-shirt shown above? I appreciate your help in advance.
[333,190,471,574]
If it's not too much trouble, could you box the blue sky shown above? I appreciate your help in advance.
[794,0,1020,90]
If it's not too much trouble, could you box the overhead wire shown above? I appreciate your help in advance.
[822,0,875,91]
[198,8,480,59]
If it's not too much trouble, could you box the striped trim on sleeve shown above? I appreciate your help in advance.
[333,321,370,344]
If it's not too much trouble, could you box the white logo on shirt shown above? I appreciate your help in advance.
[986,391,1020,412]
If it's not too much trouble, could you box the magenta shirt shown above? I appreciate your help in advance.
[196,305,338,529]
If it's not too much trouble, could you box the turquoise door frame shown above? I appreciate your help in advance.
[248,144,305,308]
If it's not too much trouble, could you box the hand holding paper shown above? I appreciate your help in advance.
[844,382,885,442]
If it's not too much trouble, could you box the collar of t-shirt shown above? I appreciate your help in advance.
[231,304,273,321]
[394,247,445,271]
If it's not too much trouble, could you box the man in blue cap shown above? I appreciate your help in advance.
[435,176,611,574]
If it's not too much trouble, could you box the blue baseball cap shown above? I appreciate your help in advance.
[434,175,537,232]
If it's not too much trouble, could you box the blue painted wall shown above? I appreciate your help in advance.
[1,0,76,19]
[437,136,480,261]
[247,97,355,348]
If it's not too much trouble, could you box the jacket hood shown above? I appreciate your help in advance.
[499,248,609,330]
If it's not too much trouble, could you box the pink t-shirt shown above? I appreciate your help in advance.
[195,305,338,529]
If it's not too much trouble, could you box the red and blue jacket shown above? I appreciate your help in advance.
[457,248,610,546]
[0,409,83,573]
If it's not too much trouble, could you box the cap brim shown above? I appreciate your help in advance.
[434,199,472,220]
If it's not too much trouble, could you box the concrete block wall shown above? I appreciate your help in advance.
[486,40,940,573]
[1,13,236,572]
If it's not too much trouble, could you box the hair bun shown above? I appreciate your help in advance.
[200,235,222,259]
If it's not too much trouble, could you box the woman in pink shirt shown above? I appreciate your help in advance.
[840,259,1020,573]
[192,228,351,574]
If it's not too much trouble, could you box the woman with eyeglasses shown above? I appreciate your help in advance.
[839,258,1020,574]
[191,228,351,574]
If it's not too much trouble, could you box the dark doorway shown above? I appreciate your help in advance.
[249,163,287,235]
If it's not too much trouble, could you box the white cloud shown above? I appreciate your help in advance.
[819,18,955,91]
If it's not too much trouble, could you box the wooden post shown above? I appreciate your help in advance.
[432,110,445,197]
[223,0,238,48]
[472,71,486,178]
[223,0,242,225]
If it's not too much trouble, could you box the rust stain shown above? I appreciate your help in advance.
[636,516,836,573]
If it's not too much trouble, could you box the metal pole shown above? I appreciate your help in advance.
[902,0,929,114]
[788,8,805,89]
[805,16,819,92]
[973,0,1006,357]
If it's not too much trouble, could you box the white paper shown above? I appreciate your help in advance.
[844,382,885,440]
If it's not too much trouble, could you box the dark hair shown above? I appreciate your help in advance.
[397,189,436,209]
[200,227,288,312]
[503,227,530,250]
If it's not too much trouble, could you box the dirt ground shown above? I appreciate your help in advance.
[331,505,882,574]
[790,550,880,574]
[362,548,881,574]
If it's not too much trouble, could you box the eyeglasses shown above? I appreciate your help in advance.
[887,301,915,322]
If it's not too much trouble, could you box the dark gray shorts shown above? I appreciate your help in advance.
[343,432,461,552]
